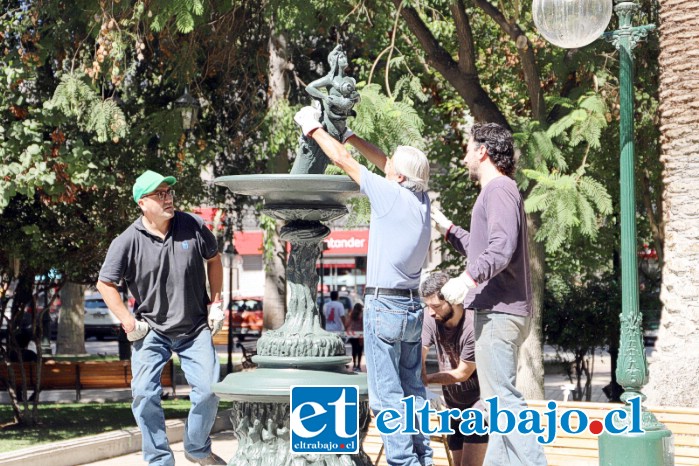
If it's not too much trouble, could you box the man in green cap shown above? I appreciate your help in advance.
[96,170,226,466]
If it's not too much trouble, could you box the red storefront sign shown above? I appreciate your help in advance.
[233,230,369,257]
[322,230,368,256]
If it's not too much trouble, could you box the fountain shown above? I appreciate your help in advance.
[213,45,372,465]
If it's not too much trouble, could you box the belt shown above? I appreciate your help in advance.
[365,287,418,298]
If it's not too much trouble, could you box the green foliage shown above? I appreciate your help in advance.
[47,74,96,122]
[258,100,299,166]
[150,0,206,33]
[47,73,128,143]
[351,82,425,156]
[544,274,620,400]
[259,214,279,270]
[86,99,128,143]
[517,93,612,253]
[523,170,612,252]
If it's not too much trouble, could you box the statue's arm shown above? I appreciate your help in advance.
[305,76,332,100]
[346,136,387,173]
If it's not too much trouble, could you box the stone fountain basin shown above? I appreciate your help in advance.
[214,174,362,219]
[214,367,369,403]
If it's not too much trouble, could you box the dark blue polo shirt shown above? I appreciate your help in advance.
[99,211,219,338]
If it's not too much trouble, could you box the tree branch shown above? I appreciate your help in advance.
[450,0,477,75]
[393,0,509,128]
[471,0,546,123]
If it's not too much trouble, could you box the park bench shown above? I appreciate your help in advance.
[362,401,699,466]
[237,340,257,369]
[211,329,257,370]
[0,359,175,402]
[527,400,699,466]
[212,327,232,346]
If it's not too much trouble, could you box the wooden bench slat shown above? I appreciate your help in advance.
[1,359,175,400]
[545,453,597,466]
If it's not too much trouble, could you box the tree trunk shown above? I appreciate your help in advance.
[517,214,546,399]
[55,282,86,355]
[645,0,699,407]
[262,28,289,330]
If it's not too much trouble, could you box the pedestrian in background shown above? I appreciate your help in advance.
[345,302,364,372]
[323,290,346,334]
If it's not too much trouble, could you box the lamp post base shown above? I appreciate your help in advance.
[599,428,673,466]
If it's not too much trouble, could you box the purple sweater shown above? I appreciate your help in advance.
[446,176,532,316]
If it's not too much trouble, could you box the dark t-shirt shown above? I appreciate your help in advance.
[422,308,483,411]
[98,211,219,338]
[446,176,532,316]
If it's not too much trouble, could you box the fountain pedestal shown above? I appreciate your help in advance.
[213,174,371,466]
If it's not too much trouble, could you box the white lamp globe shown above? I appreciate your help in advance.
[533,0,613,49]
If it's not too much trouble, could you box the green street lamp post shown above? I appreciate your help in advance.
[534,0,672,464]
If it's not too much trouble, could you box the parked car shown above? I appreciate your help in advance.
[84,294,121,340]
[226,297,263,340]
[0,298,12,338]
[1,297,34,339]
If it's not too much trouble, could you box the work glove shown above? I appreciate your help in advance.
[126,320,150,342]
[441,271,477,305]
[431,206,453,236]
[208,301,225,336]
[294,106,322,137]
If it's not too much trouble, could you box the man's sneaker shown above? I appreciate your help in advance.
[184,451,227,465]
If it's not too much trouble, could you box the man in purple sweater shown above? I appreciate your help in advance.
[432,123,547,466]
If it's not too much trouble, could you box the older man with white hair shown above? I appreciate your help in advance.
[294,106,433,466]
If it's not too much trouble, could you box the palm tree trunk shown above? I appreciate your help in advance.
[645,0,699,407]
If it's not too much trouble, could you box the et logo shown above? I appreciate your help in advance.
[290,386,359,454]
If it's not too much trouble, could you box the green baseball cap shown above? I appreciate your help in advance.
[132,170,177,203]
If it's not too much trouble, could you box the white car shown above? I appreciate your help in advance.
[84,294,121,340]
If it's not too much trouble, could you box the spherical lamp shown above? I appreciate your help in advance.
[533,0,613,49]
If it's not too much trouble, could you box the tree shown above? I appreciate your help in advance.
[0,0,268,424]
[544,274,620,401]
[645,0,699,407]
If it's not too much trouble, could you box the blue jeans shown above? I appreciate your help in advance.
[474,310,547,466]
[364,294,433,466]
[131,328,220,466]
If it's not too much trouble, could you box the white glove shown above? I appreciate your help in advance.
[342,127,355,143]
[208,301,225,336]
[294,106,322,137]
[431,206,453,236]
[441,271,477,305]
[127,320,150,342]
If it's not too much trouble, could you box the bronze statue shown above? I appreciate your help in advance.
[290,45,360,175]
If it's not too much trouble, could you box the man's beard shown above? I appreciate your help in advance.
[435,303,455,324]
